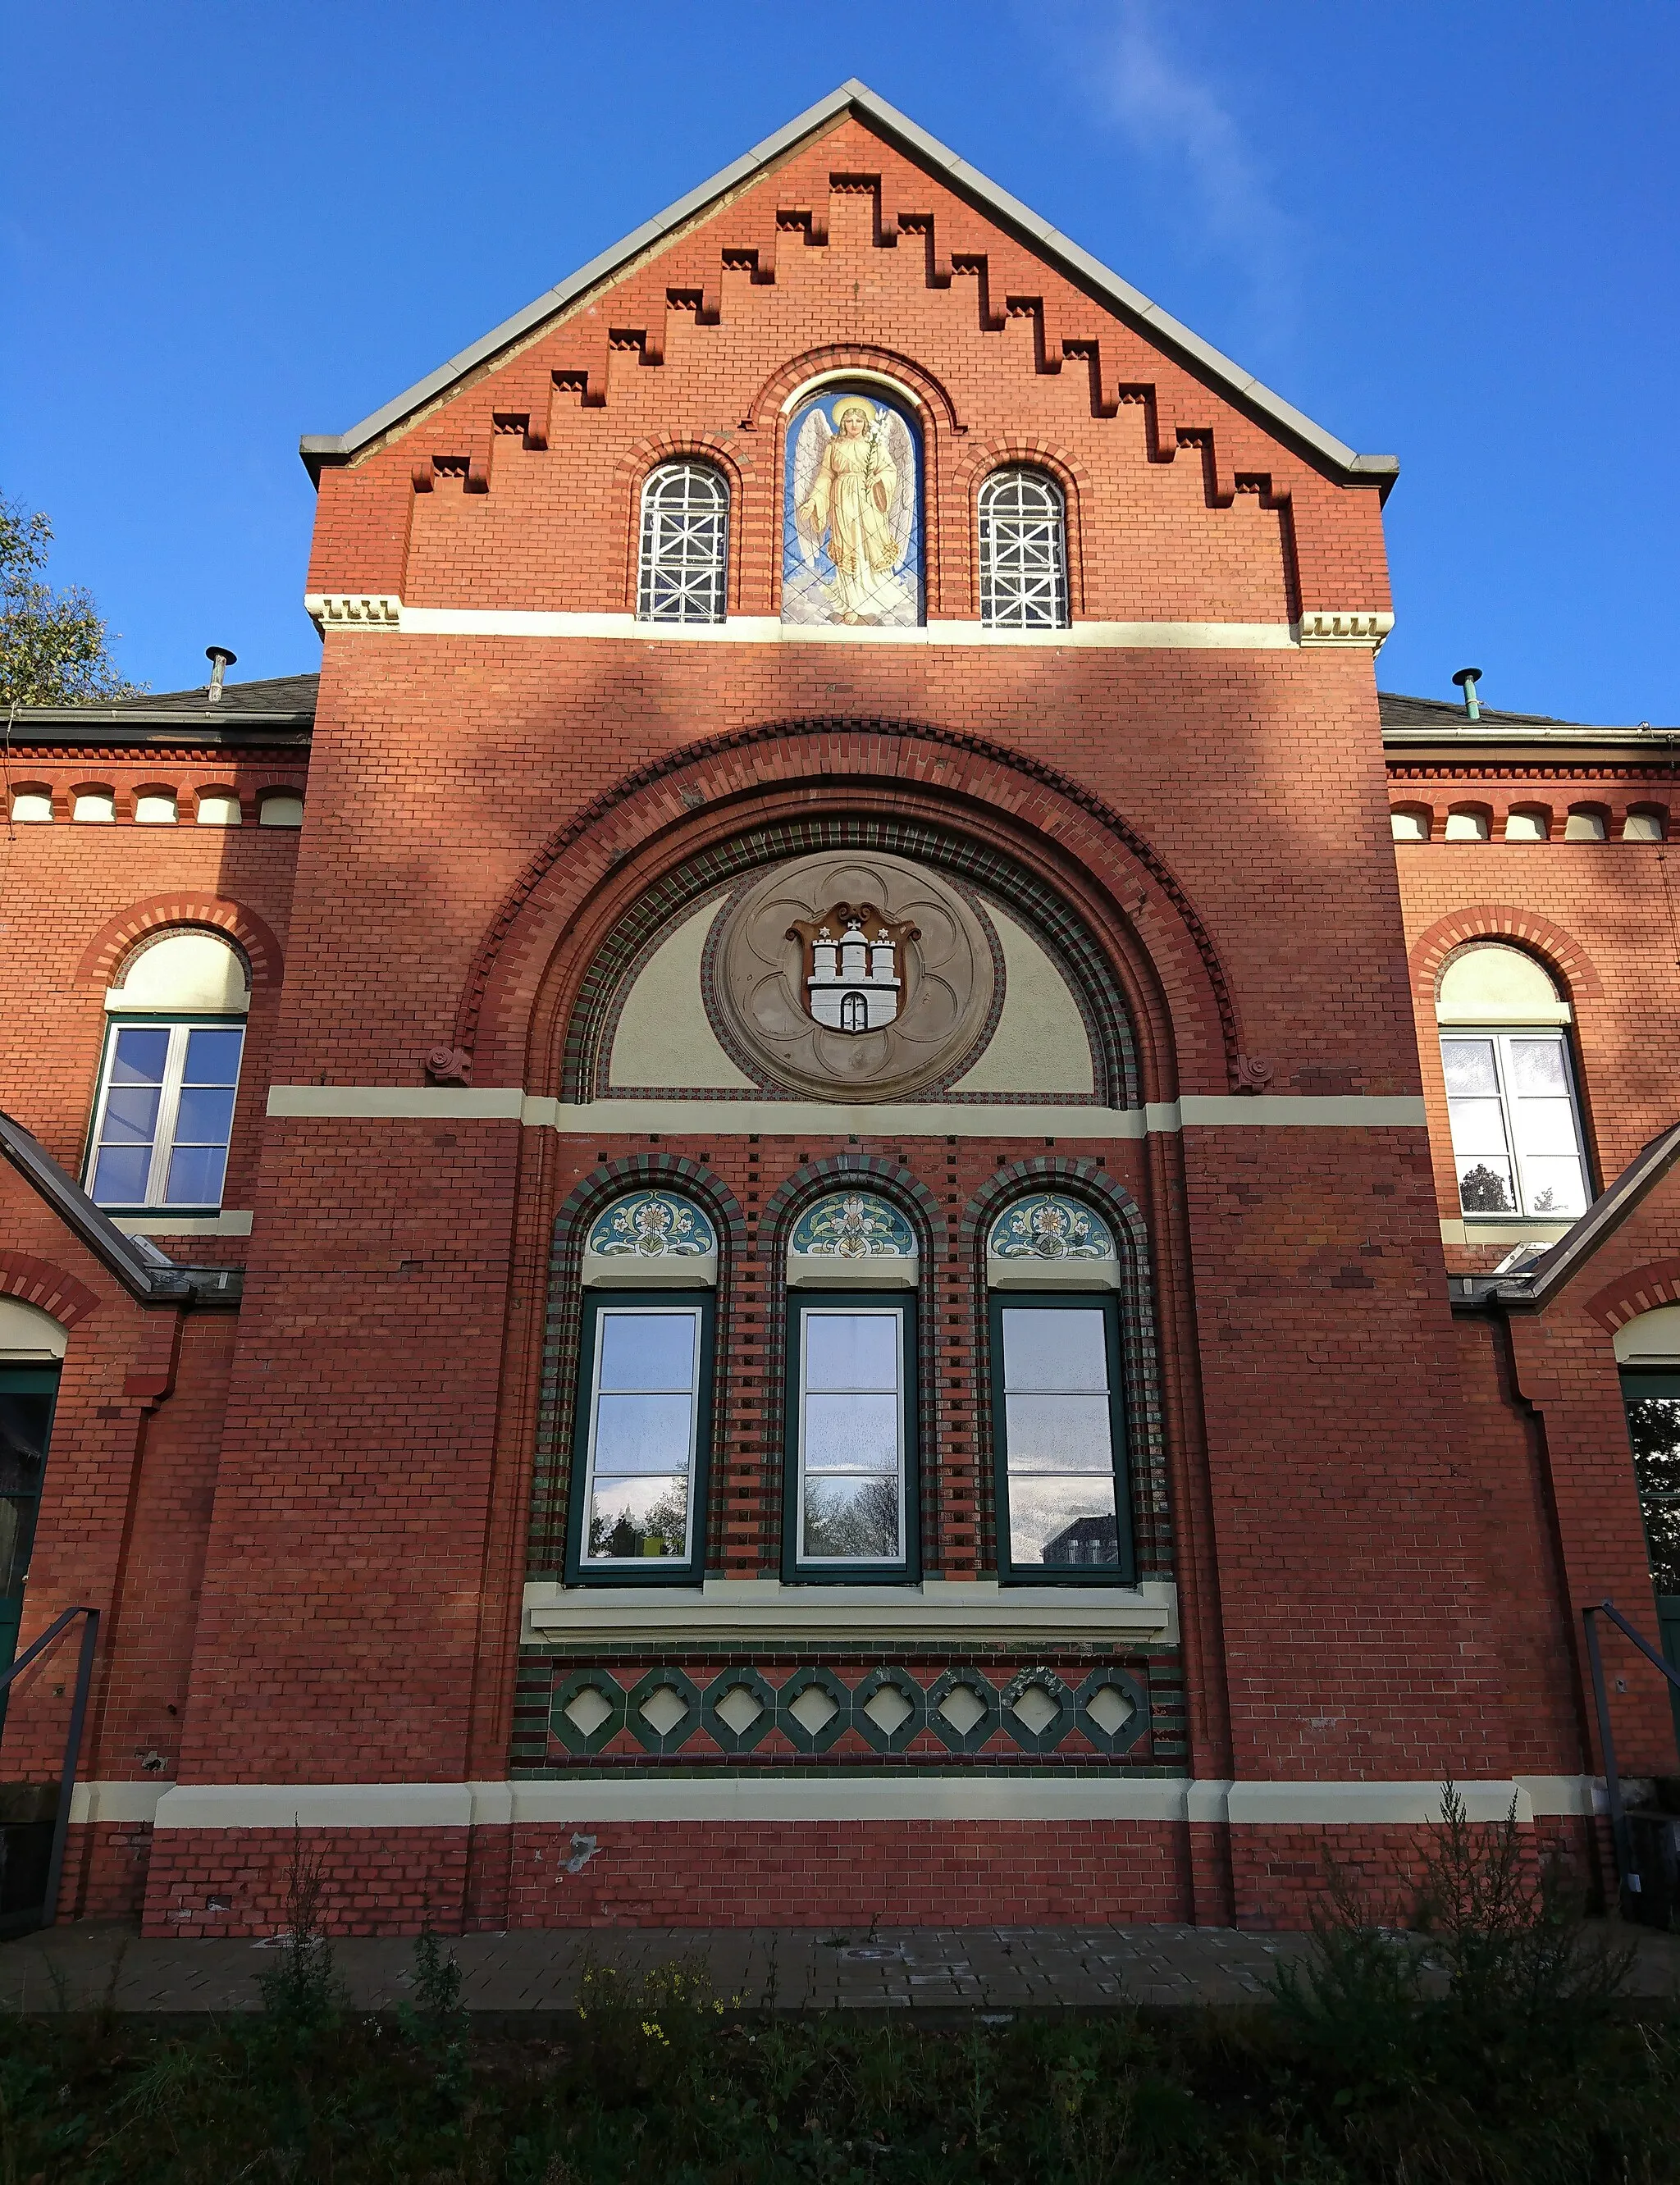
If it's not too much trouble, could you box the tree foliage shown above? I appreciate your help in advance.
[0,494,146,705]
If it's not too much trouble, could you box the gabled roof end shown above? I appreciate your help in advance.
[300,80,1396,496]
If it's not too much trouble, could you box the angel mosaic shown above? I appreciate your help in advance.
[783,390,922,627]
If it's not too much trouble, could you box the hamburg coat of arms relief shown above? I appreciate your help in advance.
[710,853,998,1102]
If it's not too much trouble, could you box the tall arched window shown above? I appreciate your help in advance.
[1436,945,1589,1221]
[637,462,729,624]
[85,931,250,1211]
[978,469,1068,629]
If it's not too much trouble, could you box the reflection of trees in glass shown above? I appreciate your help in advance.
[805,1476,898,1558]
[588,1484,687,1562]
[1626,1394,1680,1594]
[1459,1163,1513,1212]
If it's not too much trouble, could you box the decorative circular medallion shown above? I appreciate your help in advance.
[710,852,997,1101]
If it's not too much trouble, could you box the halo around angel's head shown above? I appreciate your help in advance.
[830,395,879,430]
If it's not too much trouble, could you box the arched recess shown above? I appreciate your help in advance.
[1408,906,1605,1024]
[74,896,285,993]
[612,437,749,618]
[952,438,1091,622]
[743,349,961,619]
[571,816,1125,1106]
[452,719,1240,1105]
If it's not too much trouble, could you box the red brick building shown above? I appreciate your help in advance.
[2,84,1674,1936]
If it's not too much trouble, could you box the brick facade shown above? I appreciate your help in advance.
[2,89,1672,1938]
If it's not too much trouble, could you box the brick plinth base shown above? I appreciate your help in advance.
[57,1821,156,1923]
[140,1820,1193,1936]
[127,1814,1597,1938]
[1228,1815,1599,1930]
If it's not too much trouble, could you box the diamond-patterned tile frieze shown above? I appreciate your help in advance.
[547,1659,1150,1759]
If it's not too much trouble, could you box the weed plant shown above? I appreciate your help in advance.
[0,1788,1673,2182]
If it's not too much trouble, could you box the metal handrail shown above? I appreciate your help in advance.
[0,1606,100,1931]
[1582,1598,1680,1904]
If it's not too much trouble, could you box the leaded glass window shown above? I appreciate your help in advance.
[637,462,729,623]
[978,469,1068,629]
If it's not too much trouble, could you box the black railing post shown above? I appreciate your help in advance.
[0,1603,101,1932]
[39,1606,99,1931]
[1582,1603,1633,1899]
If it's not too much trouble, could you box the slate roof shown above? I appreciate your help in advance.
[7,673,317,746]
[299,80,1399,499]
[1378,691,1573,730]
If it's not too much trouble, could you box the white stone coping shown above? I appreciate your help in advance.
[987,1255,1121,1289]
[68,1779,175,1825]
[520,1576,1178,1649]
[581,1248,715,1288]
[140,1772,1600,1830]
[113,1210,253,1238]
[267,1088,1428,1134]
[786,1252,916,1287]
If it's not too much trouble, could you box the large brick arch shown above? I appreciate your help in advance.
[452,718,1242,1102]
[74,896,285,992]
[1407,905,1605,1020]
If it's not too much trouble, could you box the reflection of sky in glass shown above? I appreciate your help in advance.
[1002,1309,1107,1393]
[805,1393,898,1471]
[594,1393,694,1473]
[806,1313,897,1390]
[599,1311,696,1392]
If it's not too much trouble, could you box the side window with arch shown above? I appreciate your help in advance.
[783,1193,920,1581]
[1436,945,1589,1220]
[978,469,1069,629]
[85,931,250,1212]
[0,1300,66,1695]
[985,1196,1134,1583]
[568,1191,718,1583]
[637,462,729,624]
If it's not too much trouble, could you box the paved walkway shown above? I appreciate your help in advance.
[2,1918,1677,2016]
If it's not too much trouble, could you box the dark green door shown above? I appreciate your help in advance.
[0,1368,57,1716]
[1618,1371,1680,1754]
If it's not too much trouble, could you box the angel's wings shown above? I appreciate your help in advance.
[790,408,833,561]
[883,409,917,563]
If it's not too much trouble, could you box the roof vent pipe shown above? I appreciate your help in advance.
[1451,666,1482,722]
[205,645,237,703]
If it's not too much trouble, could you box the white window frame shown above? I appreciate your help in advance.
[789,1298,913,1577]
[978,468,1069,629]
[85,1017,246,1211]
[1440,1025,1591,1221]
[637,462,729,624]
[575,1298,707,1573]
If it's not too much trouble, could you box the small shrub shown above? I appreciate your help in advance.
[253,1830,345,2037]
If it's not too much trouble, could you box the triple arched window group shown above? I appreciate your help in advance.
[565,1185,1132,1590]
[636,457,1069,629]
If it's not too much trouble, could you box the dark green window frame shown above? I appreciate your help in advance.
[564,1289,715,1587]
[0,1366,60,1707]
[988,1289,1136,1585]
[782,1289,920,1585]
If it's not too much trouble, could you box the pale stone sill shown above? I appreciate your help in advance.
[522,1576,1178,1649]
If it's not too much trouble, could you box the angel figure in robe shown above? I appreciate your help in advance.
[786,394,920,625]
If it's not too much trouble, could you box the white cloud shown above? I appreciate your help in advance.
[1075,2,1298,339]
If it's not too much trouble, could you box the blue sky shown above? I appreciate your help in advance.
[3,1,1675,721]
